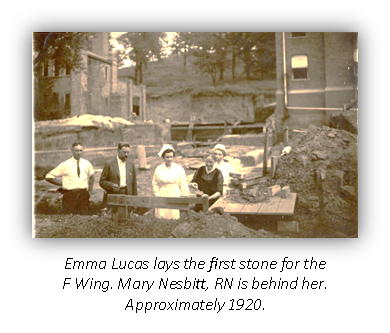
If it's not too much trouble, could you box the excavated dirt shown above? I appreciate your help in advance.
[171,210,278,238]
[270,125,357,217]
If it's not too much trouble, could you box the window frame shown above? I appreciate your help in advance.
[291,54,309,80]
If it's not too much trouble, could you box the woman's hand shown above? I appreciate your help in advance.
[189,182,198,189]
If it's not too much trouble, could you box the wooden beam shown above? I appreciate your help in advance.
[263,127,268,176]
[284,126,289,146]
[108,195,193,210]
[271,156,279,179]
[215,119,242,142]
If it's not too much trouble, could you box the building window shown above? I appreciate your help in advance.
[54,63,60,77]
[43,62,49,77]
[66,62,71,75]
[53,93,59,109]
[105,67,108,80]
[65,94,71,109]
[291,55,308,80]
[291,32,306,38]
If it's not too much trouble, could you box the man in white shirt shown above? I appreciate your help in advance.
[45,142,95,214]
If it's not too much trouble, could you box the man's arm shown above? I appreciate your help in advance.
[99,163,119,192]
[88,174,95,194]
[45,177,62,186]
[45,164,63,187]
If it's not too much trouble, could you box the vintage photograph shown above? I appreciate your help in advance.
[32,32,358,238]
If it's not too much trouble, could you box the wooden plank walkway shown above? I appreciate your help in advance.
[210,193,297,216]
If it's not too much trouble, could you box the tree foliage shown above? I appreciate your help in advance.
[171,32,195,71]
[116,32,166,84]
[190,33,221,86]
[33,32,93,121]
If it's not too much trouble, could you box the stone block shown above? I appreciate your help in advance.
[281,186,290,198]
[267,185,281,197]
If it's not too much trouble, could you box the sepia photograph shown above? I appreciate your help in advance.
[32,32,358,238]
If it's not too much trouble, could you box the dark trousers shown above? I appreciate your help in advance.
[62,189,90,215]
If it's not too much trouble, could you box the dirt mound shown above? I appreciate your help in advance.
[172,210,279,238]
[270,125,358,231]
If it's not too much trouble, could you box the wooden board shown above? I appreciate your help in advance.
[223,203,245,213]
[240,203,263,213]
[108,195,190,210]
[275,193,297,215]
[257,196,281,214]
[211,197,232,211]
[210,193,297,216]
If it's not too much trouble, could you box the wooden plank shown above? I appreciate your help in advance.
[229,172,246,180]
[223,203,245,213]
[240,203,263,213]
[275,193,297,215]
[215,119,242,142]
[257,196,281,214]
[166,196,206,205]
[210,197,230,211]
[108,195,190,210]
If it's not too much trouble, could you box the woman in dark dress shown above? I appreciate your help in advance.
[189,153,224,211]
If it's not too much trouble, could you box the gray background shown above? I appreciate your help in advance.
[0,0,390,333]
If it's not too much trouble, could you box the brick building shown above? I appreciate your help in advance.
[275,32,358,131]
[37,32,146,121]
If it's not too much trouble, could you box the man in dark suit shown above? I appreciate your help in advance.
[99,142,138,211]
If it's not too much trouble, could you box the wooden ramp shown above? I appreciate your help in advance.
[210,193,297,231]
[211,193,297,215]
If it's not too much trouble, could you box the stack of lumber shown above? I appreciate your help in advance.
[229,172,267,190]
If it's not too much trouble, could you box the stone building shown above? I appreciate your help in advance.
[275,32,358,130]
[38,32,146,121]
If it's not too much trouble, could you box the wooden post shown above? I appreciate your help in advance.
[136,145,146,169]
[284,126,289,146]
[202,194,209,213]
[271,156,278,178]
[263,126,268,176]
[314,169,325,220]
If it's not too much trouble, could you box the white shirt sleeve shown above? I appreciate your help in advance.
[87,161,95,176]
[45,162,66,179]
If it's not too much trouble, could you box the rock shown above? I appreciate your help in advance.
[172,221,194,238]
[333,231,348,238]
[340,185,356,198]
[311,150,327,160]
[298,154,310,167]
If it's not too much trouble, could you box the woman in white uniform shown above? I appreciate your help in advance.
[152,144,189,219]
[213,144,235,195]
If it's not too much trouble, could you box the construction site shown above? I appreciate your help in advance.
[33,32,358,238]
[33,107,358,238]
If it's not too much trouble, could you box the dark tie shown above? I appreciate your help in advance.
[77,160,80,177]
